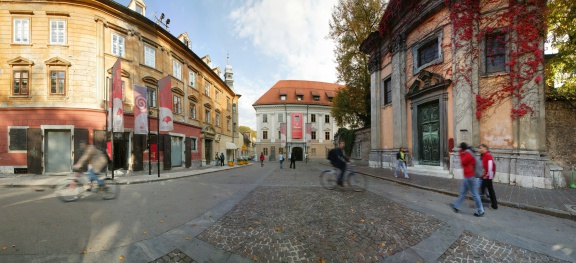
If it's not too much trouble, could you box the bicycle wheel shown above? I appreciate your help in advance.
[348,172,367,192]
[55,179,81,202]
[100,178,119,200]
[320,170,338,190]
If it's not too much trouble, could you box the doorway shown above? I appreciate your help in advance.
[418,102,440,165]
[171,136,183,167]
[292,147,303,161]
[45,130,71,173]
[205,139,212,166]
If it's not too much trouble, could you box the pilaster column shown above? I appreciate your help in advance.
[390,34,407,148]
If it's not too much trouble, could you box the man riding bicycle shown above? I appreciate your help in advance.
[72,140,108,191]
[328,140,349,187]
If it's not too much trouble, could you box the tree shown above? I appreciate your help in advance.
[238,125,256,139]
[547,0,576,99]
[328,0,387,128]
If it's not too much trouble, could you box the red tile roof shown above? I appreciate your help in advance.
[253,80,344,106]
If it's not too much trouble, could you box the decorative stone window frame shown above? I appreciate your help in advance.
[143,44,156,68]
[45,57,71,96]
[8,126,29,153]
[480,27,509,76]
[8,56,34,97]
[111,31,126,58]
[190,136,199,152]
[189,102,197,119]
[172,58,183,80]
[143,76,158,108]
[411,29,443,75]
[382,76,392,107]
[188,69,197,89]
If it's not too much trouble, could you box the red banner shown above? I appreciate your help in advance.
[111,58,124,132]
[158,76,173,131]
[133,84,148,134]
[291,113,302,139]
[305,123,312,147]
[280,123,287,147]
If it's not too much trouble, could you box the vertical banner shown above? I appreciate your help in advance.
[133,84,148,134]
[111,58,124,132]
[280,123,287,147]
[158,76,173,131]
[291,113,302,139]
[305,123,312,147]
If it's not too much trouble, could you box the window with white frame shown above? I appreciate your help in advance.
[215,90,220,101]
[144,45,155,68]
[189,71,196,88]
[205,109,211,123]
[263,131,268,140]
[278,113,283,123]
[227,119,231,131]
[173,60,182,79]
[189,103,196,119]
[173,96,182,114]
[50,20,66,44]
[280,95,286,100]
[215,113,220,126]
[135,4,144,15]
[13,18,30,44]
[204,83,210,97]
[263,148,268,155]
[147,86,157,107]
[111,33,125,57]
[263,114,268,123]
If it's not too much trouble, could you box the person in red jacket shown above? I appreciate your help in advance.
[259,152,265,167]
[479,144,498,209]
[451,142,485,217]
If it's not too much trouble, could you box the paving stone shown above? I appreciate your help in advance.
[148,249,197,263]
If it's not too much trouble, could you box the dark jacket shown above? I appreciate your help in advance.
[330,148,348,168]
[396,151,406,162]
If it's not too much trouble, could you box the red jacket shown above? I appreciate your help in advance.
[260,154,265,161]
[459,149,475,178]
[481,151,496,179]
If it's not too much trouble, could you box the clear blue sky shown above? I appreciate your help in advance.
[116,0,339,130]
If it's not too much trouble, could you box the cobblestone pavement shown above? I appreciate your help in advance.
[148,249,197,263]
[438,231,569,263]
[197,186,445,263]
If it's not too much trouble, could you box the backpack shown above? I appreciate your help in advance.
[467,149,484,178]
[327,148,337,162]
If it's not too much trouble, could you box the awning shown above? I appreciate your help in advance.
[226,142,238,150]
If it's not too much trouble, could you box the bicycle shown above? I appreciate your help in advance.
[55,169,120,202]
[320,164,367,192]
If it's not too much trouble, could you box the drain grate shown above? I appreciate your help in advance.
[14,168,28,174]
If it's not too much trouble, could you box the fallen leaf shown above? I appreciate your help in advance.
[1,247,6,251]
[274,227,282,231]
[252,255,258,261]
[185,237,190,240]
[360,219,365,223]
[191,224,197,227]
[318,258,325,263]
[248,226,253,230]
[82,250,87,254]
[381,242,386,247]
[370,221,374,225]
[351,209,354,212]
[160,220,164,224]
[119,255,125,260]
[143,232,147,235]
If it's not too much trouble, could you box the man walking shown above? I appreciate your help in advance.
[279,153,284,169]
[479,144,498,210]
[451,142,485,217]
[394,147,409,179]
[220,153,225,166]
[289,151,296,169]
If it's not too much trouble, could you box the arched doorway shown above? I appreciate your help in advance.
[292,147,303,161]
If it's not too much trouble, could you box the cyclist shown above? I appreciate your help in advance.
[328,140,349,187]
[72,140,108,191]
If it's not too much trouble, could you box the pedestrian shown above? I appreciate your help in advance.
[260,152,265,167]
[215,152,219,166]
[279,153,284,169]
[479,144,498,210]
[220,153,225,166]
[394,147,409,179]
[451,142,485,217]
[289,151,296,169]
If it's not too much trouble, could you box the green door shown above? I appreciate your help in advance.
[418,102,440,165]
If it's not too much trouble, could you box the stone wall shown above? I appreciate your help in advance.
[352,128,371,165]
[546,100,576,173]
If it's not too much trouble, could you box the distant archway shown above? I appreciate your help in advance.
[292,147,303,161]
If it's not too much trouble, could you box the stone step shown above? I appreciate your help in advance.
[407,165,451,179]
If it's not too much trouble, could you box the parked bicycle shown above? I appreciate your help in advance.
[320,164,367,192]
[55,169,119,202]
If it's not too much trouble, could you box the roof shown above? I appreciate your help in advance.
[252,80,344,107]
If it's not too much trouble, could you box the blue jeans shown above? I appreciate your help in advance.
[452,177,484,214]
[280,160,284,169]
[394,161,408,177]
[88,168,104,186]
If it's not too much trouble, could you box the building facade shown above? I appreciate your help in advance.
[360,0,560,188]
[0,0,240,174]
[253,80,342,161]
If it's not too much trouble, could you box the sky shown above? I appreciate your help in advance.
[116,0,340,130]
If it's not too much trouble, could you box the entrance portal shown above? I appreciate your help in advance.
[205,139,212,166]
[45,130,71,173]
[418,102,440,165]
[292,147,303,161]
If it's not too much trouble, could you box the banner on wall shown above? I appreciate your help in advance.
[109,58,124,132]
[280,123,287,147]
[305,123,312,147]
[291,113,302,139]
[133,84,148,134]
[158,76,173,131]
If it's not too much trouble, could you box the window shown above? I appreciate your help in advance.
[189,103,196,119]
[111,33,125,57]
[189,72,196,88]
[325,114,330,123]
[144,45,155,68]
[173,60,182,79]
[297,95,303,100]
[280,95,286,100]
[9,127,27,151]
[173,96,182,114]
[50,20,66,44]
[278,113,283,123]
[205,109,211,123]
[383,78,392,106]
[279,148,284,154]
[313,96,320,101]
[311,131,316,140]
[325,131,330,140]
[417,39,439,67]
[12,70,29,95]
[263,131,268,139]
[311,114,316,123]
[204,83,210,97]
[215,90,220,101]
[147,87,157,107]
[485,32,506,74]
[263,148,268,155]
[191,138,197,151]
[135,4,143,15]
[278,130,281,139]
[328,97,333,102]
[13,18,30,44]
[215,113,220,126]
[412,32,443,74]
[263,114,268,123]
[227,97,231,110]
[227,119,231,131]
[50,71,66,95]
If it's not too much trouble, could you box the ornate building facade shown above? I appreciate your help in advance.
[360,0,560,188]
[253,80,342,161]
[0,0,240,174]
